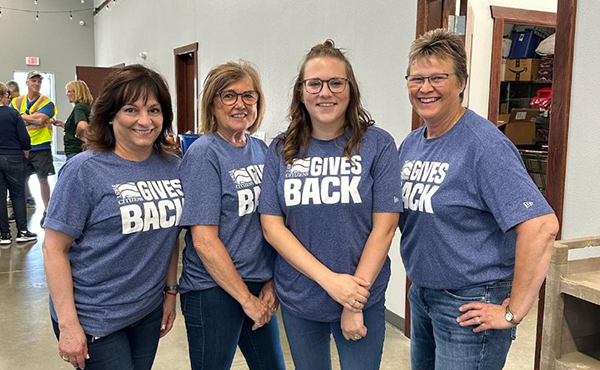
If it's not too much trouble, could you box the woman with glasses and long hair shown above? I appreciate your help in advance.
[52,80,93,161]
[178,61,285,370]
[258,40,402,370]
[398,29,559,370]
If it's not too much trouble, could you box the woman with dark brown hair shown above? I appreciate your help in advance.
[258,40,402,370]
[43,64,182,370]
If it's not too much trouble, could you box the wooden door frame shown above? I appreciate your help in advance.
[174,42,199,134]
[487,3,576,370]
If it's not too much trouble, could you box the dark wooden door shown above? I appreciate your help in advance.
[174,43,198,134]
[75,66,120,100]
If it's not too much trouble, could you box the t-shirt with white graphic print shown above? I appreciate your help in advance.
[178,133,275,293]
[45,150,183,337]
[259,126,402,322]
[398,108,554,290]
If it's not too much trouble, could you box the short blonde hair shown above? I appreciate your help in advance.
[408,28,469,98]
[66,80,93,105]
[200,61,265,134]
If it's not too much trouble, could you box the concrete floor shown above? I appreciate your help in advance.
[0,163,539,369]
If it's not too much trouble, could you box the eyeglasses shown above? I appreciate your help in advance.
[302,78,349,94]
[218,90,259,106]
[405,73,456,88]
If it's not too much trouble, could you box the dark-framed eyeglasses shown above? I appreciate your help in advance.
[301,78,349,94]
[218,90,260,106]
[405,73,456,88]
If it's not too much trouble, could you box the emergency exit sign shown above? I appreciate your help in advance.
[26,56,40,66]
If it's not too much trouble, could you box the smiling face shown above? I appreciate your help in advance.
[408,57,465,127]
[26,77,42,98]
[112,93,163,160]
[66,85,75,103]
[212,76,258,140]
[301,57,350,132]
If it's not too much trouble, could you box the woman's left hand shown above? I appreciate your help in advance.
[160,294,177,338]
[457,298,513,332]
[258,280,279,322]
[341,308,367,341]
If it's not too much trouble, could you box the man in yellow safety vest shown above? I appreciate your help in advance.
[10,71,58,227]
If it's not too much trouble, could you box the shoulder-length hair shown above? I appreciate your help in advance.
[66,80,93,105]
[200,60,265,134]
[86,64,174,157]
[280,39,373,164]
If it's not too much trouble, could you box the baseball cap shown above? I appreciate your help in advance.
[27,71,44,80]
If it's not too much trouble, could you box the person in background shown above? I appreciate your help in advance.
[178,61,285,370]
[53,80,93,161]
[0,82,37,246]
[43,64,182,370]
[398,28,559,370]
[11,71,58,226]
[6,80,20,101]
[259,40,402,370]
[5,80,35,211]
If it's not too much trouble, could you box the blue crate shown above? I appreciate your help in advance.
[509,29,541,59]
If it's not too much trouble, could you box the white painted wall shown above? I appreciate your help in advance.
[466,0,557,116]
[561,1,600,242]
[93,0,416,319]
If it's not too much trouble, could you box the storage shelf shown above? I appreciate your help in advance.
[561,270,600,306]
[555,351,600,370]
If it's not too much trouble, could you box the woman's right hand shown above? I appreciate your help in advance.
[52,119,65,128]
[58,322,89,369]
[321,273,371,312]
[241,294,270,331]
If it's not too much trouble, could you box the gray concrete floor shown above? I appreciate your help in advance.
[0,167,538,369]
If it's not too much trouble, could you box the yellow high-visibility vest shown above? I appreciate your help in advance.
[11,94,58,146]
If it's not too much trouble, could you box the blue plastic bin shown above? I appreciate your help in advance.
[509,29,541,59]
[179,133,200,155]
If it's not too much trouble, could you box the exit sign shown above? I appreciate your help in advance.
[26,56,40,66]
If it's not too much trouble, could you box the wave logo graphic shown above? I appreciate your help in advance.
[112,182,142,199]
[229,168,254,186]
[401,160,414,181]
[286,158,311,177]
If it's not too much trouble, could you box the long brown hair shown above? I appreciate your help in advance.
[280,39,373,164]
[86,64,175,157]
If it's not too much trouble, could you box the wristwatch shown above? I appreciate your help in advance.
[164,284,178,293]
[504,305,520,325]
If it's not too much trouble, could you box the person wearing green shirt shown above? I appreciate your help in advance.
[53,80,93,160]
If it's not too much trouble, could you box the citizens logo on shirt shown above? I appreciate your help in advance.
[112,180,184,235]
[401,160,449,214]
[283,156,363,206]
[229,164,264,216]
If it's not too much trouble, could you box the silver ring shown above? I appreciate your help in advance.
[476,316,481,325]
[257,323,263,327]
[354,335,360,340]
[61,355,69,361]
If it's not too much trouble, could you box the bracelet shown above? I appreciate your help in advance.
[165,291,177,296]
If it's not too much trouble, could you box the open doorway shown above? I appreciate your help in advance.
[174,43,198,135]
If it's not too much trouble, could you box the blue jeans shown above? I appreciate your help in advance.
[281,298,386,370]
[52,303,163,370]
[181,282,285,370]
[409,282,516,370]
[0,154,28,232]
[66,152,79,161]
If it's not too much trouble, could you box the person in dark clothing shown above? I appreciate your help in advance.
[0,82,37,246]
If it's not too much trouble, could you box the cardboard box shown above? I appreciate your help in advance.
[504,58,541,81]
[498,108,539,145]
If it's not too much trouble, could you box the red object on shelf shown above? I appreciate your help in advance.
[530,87,552,108]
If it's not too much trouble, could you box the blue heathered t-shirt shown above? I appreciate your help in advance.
[45,150,183,337]
[178,134,275,293]
[398,109,554,290]
[258,126,402,322]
